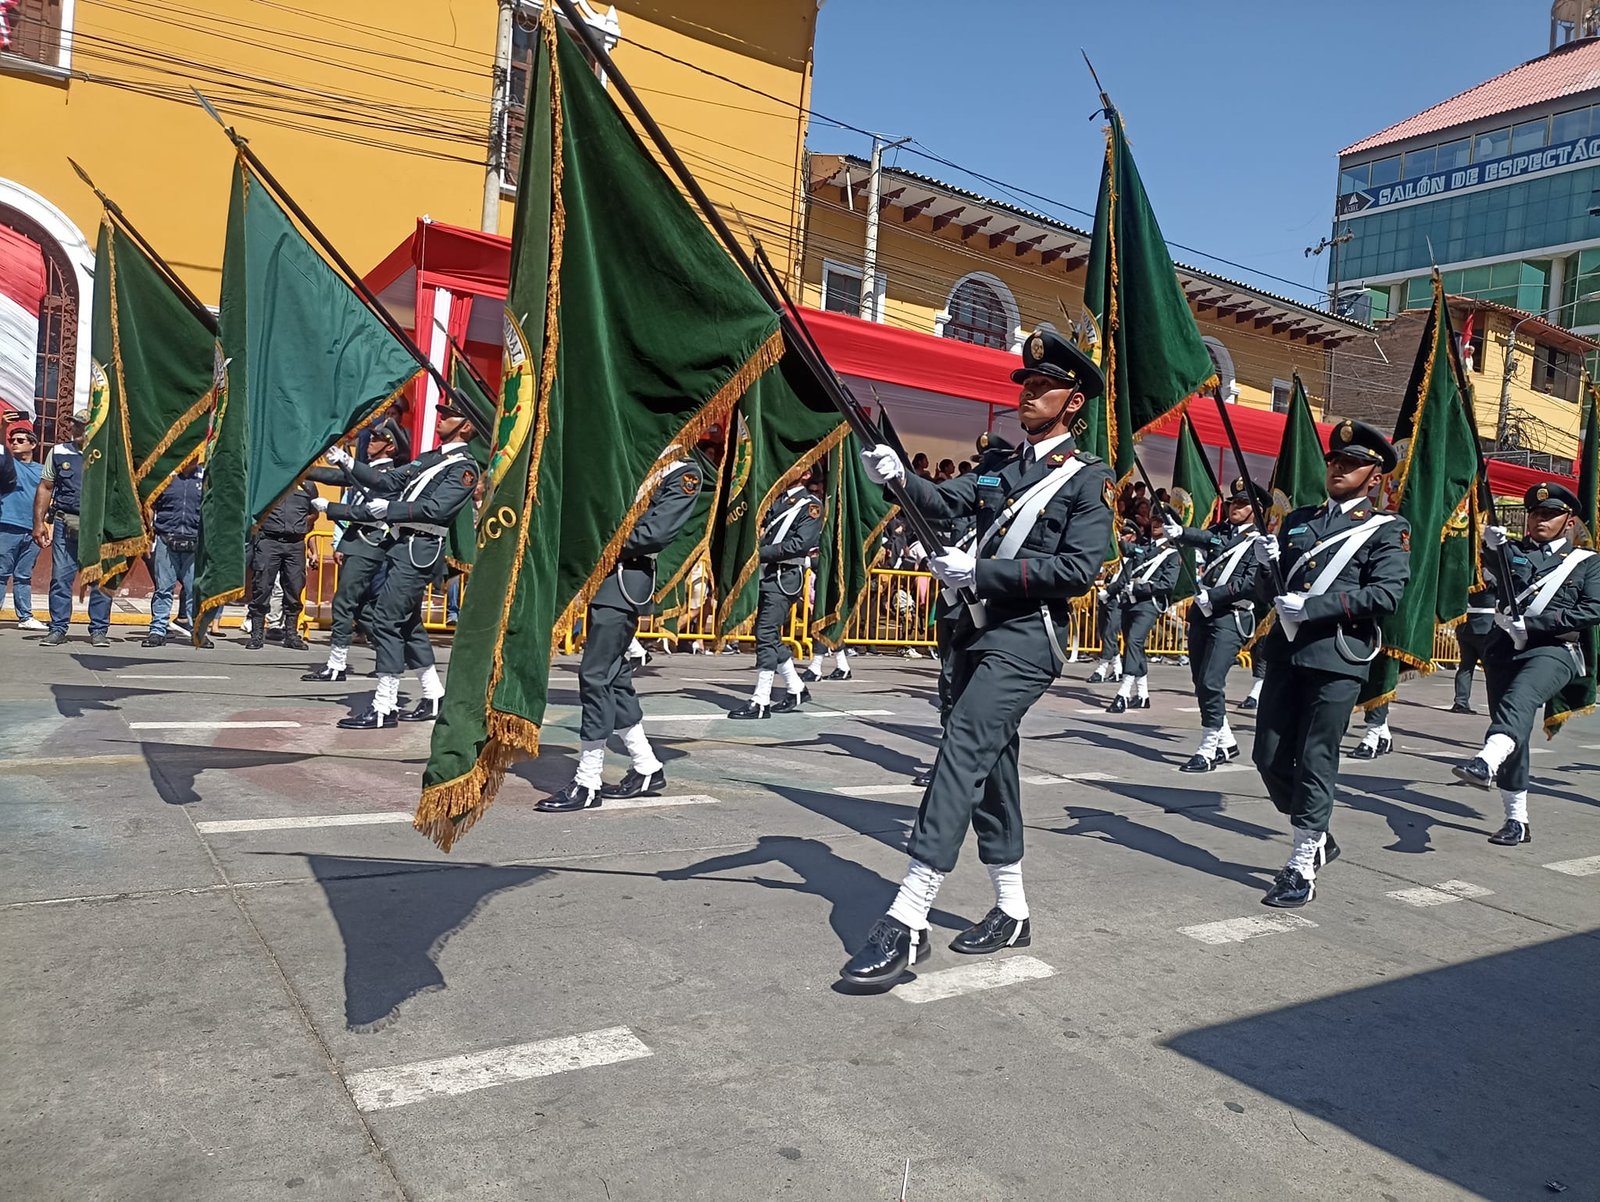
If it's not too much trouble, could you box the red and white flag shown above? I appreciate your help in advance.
[1458,310,1475,373]
[0,222,46,419]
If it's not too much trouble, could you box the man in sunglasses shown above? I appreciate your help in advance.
[1,417,46,631]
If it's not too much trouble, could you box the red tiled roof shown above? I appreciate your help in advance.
[1341,37,1600,156]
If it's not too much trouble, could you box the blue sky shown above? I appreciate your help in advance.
[809,0,1558,305]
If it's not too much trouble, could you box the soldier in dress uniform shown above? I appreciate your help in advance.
[537,450,708,812]
[1453,483,1600,844]
[315,400,479,729]
[1449,581,1499,714]
[302,420,407,684]
[728,470,825,719]
[843,327,1113,991]
[1251,419,1410,907]
[1086,554,1125,685]
[1161,477,1266,771]
[1104,516,1181,713]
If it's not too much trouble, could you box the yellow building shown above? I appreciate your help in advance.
[0,0,818,439]
[801,153,1373,445]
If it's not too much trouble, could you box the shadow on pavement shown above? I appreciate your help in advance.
[49,683,168,718]
[1340,784,1490,854]
[1166,931,1600,1199]
[778,730,926,777]
[1050,806,1274,892]
[141,742,325,805]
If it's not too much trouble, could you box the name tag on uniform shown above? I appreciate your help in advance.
[1288,525,1308,535]
[977,475,1002,486]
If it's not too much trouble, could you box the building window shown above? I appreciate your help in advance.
[1464,323,1485,373]
[1511,118,1550,154]
[0,212,79,448]
[1474,127,1510,162]
[939,273,1017,350]
[1270,379,1292,413]
[502,2,618,190]
[1,0,72,73]
[821,259,884,320]
[1534,344,1578,400]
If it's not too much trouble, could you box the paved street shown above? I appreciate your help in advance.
[2,633,1597,1201]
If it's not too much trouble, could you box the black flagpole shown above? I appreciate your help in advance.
[191,91,495,437]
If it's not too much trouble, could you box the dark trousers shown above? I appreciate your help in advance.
[578,603,644,740]
[1099,597,1122,660]
[331,550,385,646]
[1252,663,1363,833]
[1188,609,1251,728]
[935,607,958,715]
[370,537,440,676]
[752,580,800,672]
[1483,642,1579,792]
[249,536,306,625]
[908,645,1056,873]
[1453,625,1486,708]
[1119,602,1160,677]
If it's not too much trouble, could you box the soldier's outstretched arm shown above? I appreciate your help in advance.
[1525,555,1600,637]
[972,466,1114,600]
[1300,518,1411,623]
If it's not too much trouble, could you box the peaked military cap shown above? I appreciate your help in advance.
[1325,418,1399,473]
[1525,481,1580,513]
[370,418,412,464]
[1225,476,1270,508]
[1010,327,1106,400]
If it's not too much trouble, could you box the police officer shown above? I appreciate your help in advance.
[538,450,708,811]
[302,420,407,683]
[1251,419,1410,907]
[1450,580,1498,714]
[729,470,824,718]
[1453,483,1600,845]
[1105,516,1180,713]
[318,401,479,729]
[1161,477,1266,770]
[34,408,114,647]
[844,327,1113,991]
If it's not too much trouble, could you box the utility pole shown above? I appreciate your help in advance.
[1306,225,1356,412]
[861,134,911,320]
[481,0,517,234]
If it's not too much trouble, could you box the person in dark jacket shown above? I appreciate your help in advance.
[144,465,207,647]
[1450,582,1498,714]
[247,480,318,651]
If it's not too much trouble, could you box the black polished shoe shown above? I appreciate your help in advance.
[825,668,853,681]
[728,701,771,720]
[949,906,1031,955]
[799,666,822,682]
[399,697,442,722]
[1487,819,1531,846]
[601,768,666,799]
[840,917,929,989]
[1180,752,1216,773]
[535,783,602,813]
[1130,696,1152,710]
[1452,757,1494,789]
[771,687,810,713]
[1449,702,1476,715]
[1317,834,1341,869]
[1351,736,1393,760]
[337,708,397,730]
[141,633,166,648]
[283,634,309,652]
[195,635,215,650]
[911,768,934,787]
[302,666,348,682]
[1239,695,1259,711]
[1087,667,1111,684]
[1262,867,1315,908]
[1106,695,1128,714]
[1214,743,1241,764]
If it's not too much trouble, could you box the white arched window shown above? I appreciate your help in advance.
[938,273,1019,351]
[1201,336,1239,403]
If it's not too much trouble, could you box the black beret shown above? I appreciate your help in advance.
[1010,328,1105,400]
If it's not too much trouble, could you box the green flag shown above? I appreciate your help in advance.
[414,10,784,850]
[811,431,897,645]
[444,357,493,578]
[1546,384,1599,736]
[195,157,424,629]
[78,219,215,589]
[1169,413,1220,603]
[1270,373,1328,512]
[1360,273,1483,710]
[1081,101,1218,480]
[710,349,848,635]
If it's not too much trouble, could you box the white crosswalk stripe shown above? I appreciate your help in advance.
[129,721,300,730]
[197,812,412,834]
[1385,880,1493,907]
[895,955,1056,1004]
[1179,914,1316,945]
[1543,855,1600,877]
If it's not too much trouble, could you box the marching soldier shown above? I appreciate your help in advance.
[1350,698,1394,759]
[1240,659,1265,710]
[537,451,707,812]
[844,327,1112,991]
[729,470,824,719]
[302,420,407,683]
[1161,477,1266,770]
[1251,420,1409,907]
[1449,581,1498,714]
[1105,518,1180,713]
[1453,483,1600,845]
[1086,558,1124,684]
[316,400,479,729]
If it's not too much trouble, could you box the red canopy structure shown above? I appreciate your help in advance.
[362,221,1578,499]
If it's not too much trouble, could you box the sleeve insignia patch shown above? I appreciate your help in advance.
[1399,528,1410,551]
[681,472,700,495]
[807,502,821,519]
[1101,479,1116,509]
[460,468,478,489]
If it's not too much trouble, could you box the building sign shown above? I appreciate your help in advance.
[1339,134,1600,215]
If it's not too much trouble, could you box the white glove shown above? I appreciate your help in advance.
[860,444,905,486]
[1161,514,1184,540]
[1274,592,1307,621]
[928,545,976,591]
[310,496,329,513]
[324,446,353,469]
[1494,610,1528,650]
[1484,524,1509,549]
[1097,588,1109,605]
[1195,589,1213,617]
[1120,584,1135,602]
[1253,532,1280,564]
[364,498,390,519]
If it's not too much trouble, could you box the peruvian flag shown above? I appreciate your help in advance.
[0,222,45,419]
[1458,310,1476,373]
